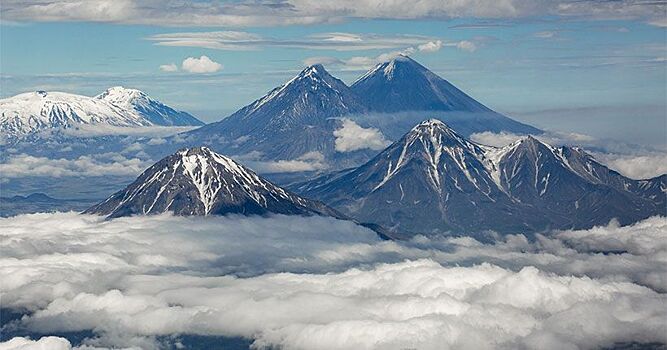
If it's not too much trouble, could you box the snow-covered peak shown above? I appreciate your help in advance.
[240,63,362,119]
[0,88,202,142]
[96,86,150,107]
[406,119,471,148]
[85,146,342,219]
[290,64,340,89]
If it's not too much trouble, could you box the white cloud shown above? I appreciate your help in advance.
[0,153,149,178]
[181,55,223,74]
[334,119,391,152]
[417,40,442,52]
[0,337,72,350]
[159,63,178,72]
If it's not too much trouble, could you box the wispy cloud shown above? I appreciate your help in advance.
[148,31,441,51]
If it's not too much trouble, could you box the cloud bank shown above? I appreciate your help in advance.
[1,213,666,349]
[0,153,149,178]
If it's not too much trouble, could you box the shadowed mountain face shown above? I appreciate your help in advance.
[85,147,341,219]
[291,120,665,236]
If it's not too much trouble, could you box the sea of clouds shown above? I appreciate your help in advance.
[1,213,666,349]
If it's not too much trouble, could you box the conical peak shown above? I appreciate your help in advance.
[519,135,547,148]
[298,64,331,80]
[403,119,471,150]
[178,146,213,156]
[176,146,234,162]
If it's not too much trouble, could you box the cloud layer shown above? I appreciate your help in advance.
[1,213,666,349]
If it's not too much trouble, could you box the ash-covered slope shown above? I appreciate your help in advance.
[0,88,202,143]
[350,55,540,137]
[85,147,340,219]
[184,64,370,166]
[293,120,665,235]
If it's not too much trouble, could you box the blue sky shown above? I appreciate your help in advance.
[1,0,665,145]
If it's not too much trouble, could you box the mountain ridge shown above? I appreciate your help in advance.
[291,119,665,236]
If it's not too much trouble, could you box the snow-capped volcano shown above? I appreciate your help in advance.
[85,147,342,219]
[0,88,202,143]
[96,86,203,126]
[350,55,540,137]
[292,119,665,235]
[184,64,372,167]
[352,55,491,113]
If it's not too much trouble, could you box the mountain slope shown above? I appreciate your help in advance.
[349,55,540,137]
[182,64,372,168]
[84,147,342,219]
[292,119,665,235]
[0,88,202,143]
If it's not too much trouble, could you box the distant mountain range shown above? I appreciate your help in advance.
[0,193,97,217]
[0,86,203,144]
[291,119,665,236]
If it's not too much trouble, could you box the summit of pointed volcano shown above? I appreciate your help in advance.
[351,55,492,113]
